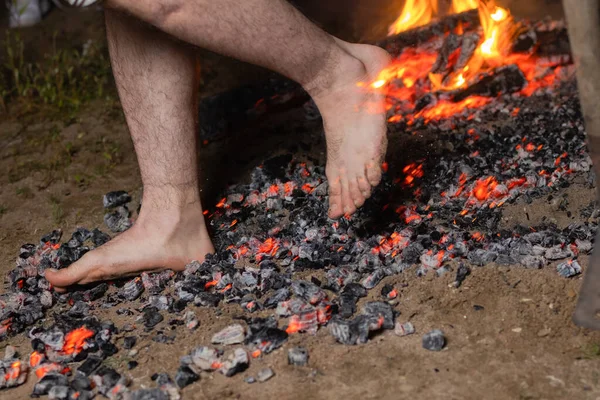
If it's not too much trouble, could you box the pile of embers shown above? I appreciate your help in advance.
[1,12,598,400]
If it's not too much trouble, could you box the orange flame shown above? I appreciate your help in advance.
[478,2,515,64]
[451,0,479,13]
[388,0,438,36]
[63,327,94,355]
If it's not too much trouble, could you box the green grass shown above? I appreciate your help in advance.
[582,343,600,359]
[15,186,33,199]
[0,30,114,116]
[0,205,6,216]
[49,195,64,224]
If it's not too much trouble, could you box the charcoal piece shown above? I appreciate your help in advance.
[453,263,471,288]
[175,365,199,388]
[431,33,461,74]
[141,271,173,295]
[152,333,175,344]
[257,368,274,382]
[263,288,290,309]
[545,245,572,260]
[325,267,357,292]
[100,342,118,357]
[41,230,62,245]
[455,32,480,70]
[535,27,571,56]
[193,293,222,307]
[77,355,103,376]
[48,385,70,400]
[127,389,169,400]
[19,243,36,259]
[422,329,446,351]
[91,228,111,247]
[245,327,288,354]
[120,278,144,301]
[361,302,395,329]
[512,28,537,53]
[467,249,497,266]
[291,280,326,305]
[67,301,89,318]
[328,315,371,345]
[402,243,424,264]
[339,293,358,318]
[33,373,69,396]
[190,346,222,371]
[453,65,526,102]
[69,227,92,247]
[288,347,309,366]
[104,206,132,233]
[103,191,132,209]
[70,375,92,391]
[520,255,546,269]
[83,283,109,302]
[91,366,125,396]
[142,306,164,329]
[212,324,246,345]
[149,295,173,311]
[556,260,582,278]
[381,284,398,299]
[219,348,249,377]
[127,361,138,370]
[184,311,199,330]
[245,376,256,384]
[361,269,385,289]
[123,336,137,350]
[394,321,415,337]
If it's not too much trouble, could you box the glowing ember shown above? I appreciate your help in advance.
[29,351,43,367]
[62,327,94,355]
[472,176,498,201]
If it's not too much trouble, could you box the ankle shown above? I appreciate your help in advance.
[303,47,366,99]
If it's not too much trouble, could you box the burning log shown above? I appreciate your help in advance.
[451,64,526,102]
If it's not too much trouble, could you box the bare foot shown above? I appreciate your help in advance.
[45,199,214,291]
[307,40,390,219]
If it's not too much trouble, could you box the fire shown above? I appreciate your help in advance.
[478,1,515,63]
[451,0,478,13]
[62,327,94,355]
[388,0,438,36]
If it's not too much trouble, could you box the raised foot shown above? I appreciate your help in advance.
[45,209,214,291]
[310,40,391,219]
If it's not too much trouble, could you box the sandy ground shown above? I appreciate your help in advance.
[3,2,600,400]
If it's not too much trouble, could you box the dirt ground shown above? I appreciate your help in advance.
[3,2,600,400]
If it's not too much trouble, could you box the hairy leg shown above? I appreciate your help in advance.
[45,9,214,290]
[108,0,391,218]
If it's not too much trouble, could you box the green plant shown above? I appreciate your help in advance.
[0,205,7,216]
[1,30,114,115]
[49,195,64,224]
[16,186,33,199]
[581,343,600,359]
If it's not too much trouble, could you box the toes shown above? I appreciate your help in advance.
[357,176,372,199]
[340,177,357,216]
[45,263,89,290]
[349,178,365,208]
[366,161,383,187]
[327,173,344,218]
